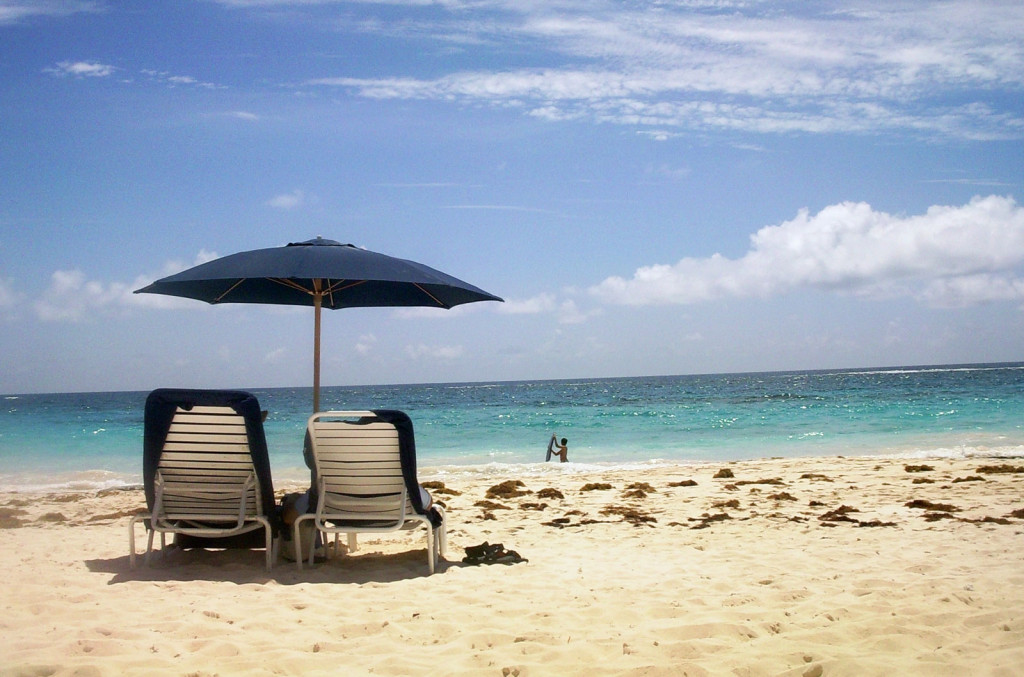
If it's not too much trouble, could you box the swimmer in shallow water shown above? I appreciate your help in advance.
[546,434,568,462]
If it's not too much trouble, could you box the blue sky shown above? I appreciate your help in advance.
[1,0,1022,394]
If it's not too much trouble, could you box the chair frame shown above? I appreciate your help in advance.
[294,410,447,574]
[129,402,275,571]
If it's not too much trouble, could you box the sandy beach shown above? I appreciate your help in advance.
[1,455,1022,676]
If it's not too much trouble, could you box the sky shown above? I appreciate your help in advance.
[0,0,1022,395]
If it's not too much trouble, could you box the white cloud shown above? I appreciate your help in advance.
[477,292,603,324]
[498,293,558,314]
[392,302,490,319]
[263,347,288,363]
[555,299,601,325]
[1,1,99,25]
[0,276,22,319]
[34,270,132,321]
[46,60,115,78]
[441,204,561,214]
[591,195,1024,309]
[919,274,1024,309]
[45,62,223,89]
[34,250,224,321]
[211,0,351,6]
[266,189,307,209]
[141,69,219,89]
[227,111,260,121]
[128,252,225,310]
[355,333,377,355]
[193,249,220,266]
[392,306,453,319]
[394,293,573,320]
[405,343,464,360]
[305,1,1024,139]
[129,249,219,293]
[0,277,20,308]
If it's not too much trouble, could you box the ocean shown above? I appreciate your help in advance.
[1,363,1022,492]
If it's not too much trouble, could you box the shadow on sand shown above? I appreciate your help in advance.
[87,545,470,586]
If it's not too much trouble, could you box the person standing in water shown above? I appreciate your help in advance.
[546,433,569,462]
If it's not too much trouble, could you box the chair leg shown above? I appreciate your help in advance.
[307,529,317,566]
[128,515,145,569]
[263,521,273,571]
[426,526,435,575]
[348,533,358,553]
[434,505,448,556]
[145,528,156,566]
[293,518,306,570]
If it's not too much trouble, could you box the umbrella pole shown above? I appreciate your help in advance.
[313,293,321,412]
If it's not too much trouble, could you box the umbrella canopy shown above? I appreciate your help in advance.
[135,237,503,410]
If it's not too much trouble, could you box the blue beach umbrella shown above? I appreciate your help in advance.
[135,237,503,410]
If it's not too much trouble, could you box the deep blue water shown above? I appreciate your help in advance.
[1,363,1022,491]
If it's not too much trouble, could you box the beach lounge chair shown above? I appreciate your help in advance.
[129,389,278,570]
[295,410,447,574]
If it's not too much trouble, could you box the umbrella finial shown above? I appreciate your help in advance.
[288,237,348,247]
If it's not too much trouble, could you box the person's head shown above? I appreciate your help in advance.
[560,438,567,445]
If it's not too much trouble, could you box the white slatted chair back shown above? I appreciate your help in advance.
[311,412,410,525]
[296,411,446,574]
[130,404,274,570]
[154,405,264,525]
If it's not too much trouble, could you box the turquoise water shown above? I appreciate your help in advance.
[1,363,1022,491]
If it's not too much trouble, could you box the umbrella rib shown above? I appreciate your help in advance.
[414,283,450,308]
[214,279,247,303]
[270,278,315,295]
[325,279,365,292]
[323,279,367,307]
[266,277,370,307]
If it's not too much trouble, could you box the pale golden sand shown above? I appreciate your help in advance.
[1,456,1023,676]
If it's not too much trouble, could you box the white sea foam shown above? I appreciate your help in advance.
[2,445,1021,494]
[421,458,700,481]
[419,445,1024,482]
[835,364,1024,377]
[880,444,1024,461]
[0,470,140,494]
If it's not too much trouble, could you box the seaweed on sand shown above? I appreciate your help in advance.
[487,480,531,499]
[600,505,657,527]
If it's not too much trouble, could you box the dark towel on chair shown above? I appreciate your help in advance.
[370,409,443,528]
[143,388,279,547]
